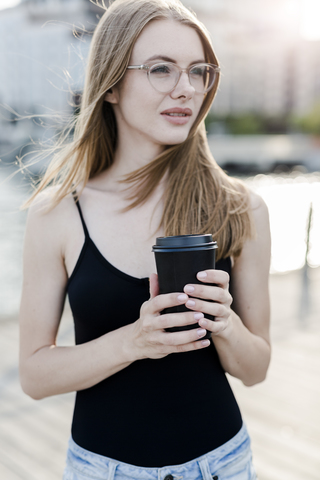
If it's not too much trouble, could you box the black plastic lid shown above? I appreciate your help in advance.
[152,234,218,253]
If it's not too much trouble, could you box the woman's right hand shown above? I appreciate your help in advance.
[125,273,211,361]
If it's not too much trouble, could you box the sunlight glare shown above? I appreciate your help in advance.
[246,175,320,273]
[0,0,20,10]
[300,0,320,41]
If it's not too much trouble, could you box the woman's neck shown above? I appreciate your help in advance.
[109,129,164,180]
[86,140,167,198]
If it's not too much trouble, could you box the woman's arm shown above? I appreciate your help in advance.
[19,196,209,400]
[18,196,134,399]
[183,193,271,386]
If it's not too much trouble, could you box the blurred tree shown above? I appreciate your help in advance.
[205,113,290,135]
[291,102,320,136]
[225,114,264,135]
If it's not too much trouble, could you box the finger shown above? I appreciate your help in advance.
[155,311,204,330]
[152,337,211,357]
[198,317,228,336]
[149,273,159,299]
[147,292,190,315]
[173,338,211,353]
[159,326,209,346]
[185,297,228,318]
[196,269,230,288]
[184,284,232,305]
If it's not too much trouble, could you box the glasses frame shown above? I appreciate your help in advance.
[127,62,220,94]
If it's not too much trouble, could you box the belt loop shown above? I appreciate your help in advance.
[107,460,118,480]
[198,457,213,480]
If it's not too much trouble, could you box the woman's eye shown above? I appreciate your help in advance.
[150,64,171,75]
[190,66,205,77]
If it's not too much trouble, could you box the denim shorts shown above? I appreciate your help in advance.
[63,423,257,480]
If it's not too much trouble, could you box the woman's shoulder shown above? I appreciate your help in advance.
[227,177,270,253]
[228,174,269,220]
[25,187,79,255]
[248,189,269,227]
[27,186,75,220]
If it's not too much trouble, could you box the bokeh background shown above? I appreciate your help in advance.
[0,0,319,479]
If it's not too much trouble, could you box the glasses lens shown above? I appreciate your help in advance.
[189,64,217,93]
[148,63,179,93]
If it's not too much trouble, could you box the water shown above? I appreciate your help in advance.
[0,168,320,317]
[0,167,30,317]
[244,172,320,273]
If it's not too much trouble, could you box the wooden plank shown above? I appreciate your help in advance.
[0,458,26,480]
[229,326,320,480]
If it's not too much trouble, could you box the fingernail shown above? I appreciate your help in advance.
[201,339,210,347]
[197,328,206,337]
[199,319,208,327]
[177,294,188,302]
[184,285,194,293]
[194,312,204,320]
[197,271,207,278]
[186,299,196,307]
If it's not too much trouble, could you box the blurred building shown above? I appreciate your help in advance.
[294,39,320,114]
[184,0,320,117]
[0,0,100,152]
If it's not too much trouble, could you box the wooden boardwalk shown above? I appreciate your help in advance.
[0,267,319,480]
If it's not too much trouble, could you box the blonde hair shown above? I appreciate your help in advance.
[24,0,253,260]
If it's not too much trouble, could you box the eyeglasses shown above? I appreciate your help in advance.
[127,62,220,94]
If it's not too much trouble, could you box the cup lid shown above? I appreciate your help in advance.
[152,234,218,252]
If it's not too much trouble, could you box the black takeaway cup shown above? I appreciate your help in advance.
[152,234,218,340]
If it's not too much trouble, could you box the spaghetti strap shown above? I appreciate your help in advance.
[72,191,89,239]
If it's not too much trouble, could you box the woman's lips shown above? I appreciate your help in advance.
[161,108,193,125]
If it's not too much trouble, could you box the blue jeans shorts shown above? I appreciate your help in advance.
[63,422,257,480]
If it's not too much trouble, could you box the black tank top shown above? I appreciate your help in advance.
[67,197,242,467]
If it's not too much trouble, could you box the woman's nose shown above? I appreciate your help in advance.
[170,71,195,99]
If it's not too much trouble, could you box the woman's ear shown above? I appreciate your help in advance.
[104,87,119,104]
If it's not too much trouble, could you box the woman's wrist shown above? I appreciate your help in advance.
[119,322,142,364]
[210,310,270,385]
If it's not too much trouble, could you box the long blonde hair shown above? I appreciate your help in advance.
[24,0,253,260]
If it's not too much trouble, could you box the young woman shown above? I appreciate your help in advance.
[19,0,271,479]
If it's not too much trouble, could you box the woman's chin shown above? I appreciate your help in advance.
[163,132,190,146]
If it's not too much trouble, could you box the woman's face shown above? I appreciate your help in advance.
[107,19,207,153]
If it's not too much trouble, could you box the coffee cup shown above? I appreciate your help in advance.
[152,234,218,340]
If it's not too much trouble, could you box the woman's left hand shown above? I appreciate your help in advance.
[183,270,233,337]
[181,194,271,387]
